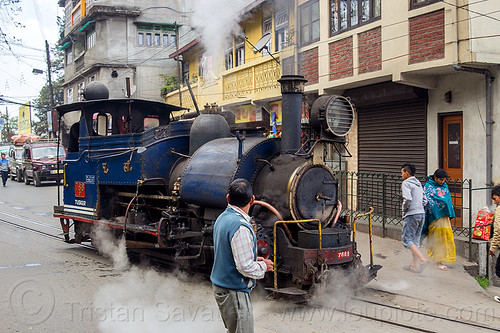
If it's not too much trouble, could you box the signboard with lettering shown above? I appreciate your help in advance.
[18,102,31,135]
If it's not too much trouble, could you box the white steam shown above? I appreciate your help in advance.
[91,224,130,271]
[191,0,253,76]
[94,267,222,333]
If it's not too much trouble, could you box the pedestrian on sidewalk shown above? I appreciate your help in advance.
[401,163,429,273]
[488,185,500,302]
[422,169,456,270]
[0,153,9,187]
[211,178,274,333]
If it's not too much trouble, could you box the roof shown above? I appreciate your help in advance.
[56,98,186,117]
[169,37,201,58]
[241,0,266,14]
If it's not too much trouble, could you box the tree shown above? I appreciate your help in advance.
[0,112,17,142]
[32,38,65,136]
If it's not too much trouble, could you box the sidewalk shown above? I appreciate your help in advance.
[355,230,500,323]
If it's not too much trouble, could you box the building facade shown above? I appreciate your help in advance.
[58,0,194,103]
[166,0,500,220]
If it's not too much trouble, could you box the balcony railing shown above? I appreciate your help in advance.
[222,57,281,101]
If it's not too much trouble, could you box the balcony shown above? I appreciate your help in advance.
[222,56,281,103]
[164,56,282,111]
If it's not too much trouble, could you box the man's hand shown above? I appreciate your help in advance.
[490,250,496,257]
[258,257,274,272]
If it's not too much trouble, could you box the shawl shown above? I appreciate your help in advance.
[422,176,455,236]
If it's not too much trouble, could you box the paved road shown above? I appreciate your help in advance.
[1,180,500,332]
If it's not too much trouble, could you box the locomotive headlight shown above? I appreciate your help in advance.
[311,95,355,139]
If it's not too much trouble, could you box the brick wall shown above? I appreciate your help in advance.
[358,27,382,74]
[329,37,353,80]
[409,9,445,64]
[299,47,318,85]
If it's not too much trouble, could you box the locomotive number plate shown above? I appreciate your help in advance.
[337,250,351,259]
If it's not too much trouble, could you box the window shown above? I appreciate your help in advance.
[410,0,441,9]
[146,33,152,46]
[235,35,245,67]
[300,1,320,46]
[66,48,73,65]
[225,45,233,70]
[138,33,144,46]
[262,17,272,56]
[67,88,74,104]
[155,33,161,46]
[330,0,381,35]
[199,54,204,79]
[144,116,160,130]
[170,35,176,47]
[182,61,189,84]
[87,30,96,49]
[163,34,169,46]
[77,82,85,102]
[275,8,289,51]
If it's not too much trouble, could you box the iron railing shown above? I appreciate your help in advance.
[336,171,472,237]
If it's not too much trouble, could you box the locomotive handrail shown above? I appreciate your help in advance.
[273,219,321,290]
[352,207,374,269]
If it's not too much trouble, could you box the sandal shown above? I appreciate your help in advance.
[404,265,418,273]
[494,296,500,303]
[437,264,448,271]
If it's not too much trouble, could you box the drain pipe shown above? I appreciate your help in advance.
[453,64,493,203]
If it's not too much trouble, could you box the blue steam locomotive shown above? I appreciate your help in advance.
[54,75,379,296]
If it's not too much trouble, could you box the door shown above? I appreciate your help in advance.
[441,114,463,226]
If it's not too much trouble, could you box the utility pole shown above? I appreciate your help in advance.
[5,107,9,140]
[45,40,55,138]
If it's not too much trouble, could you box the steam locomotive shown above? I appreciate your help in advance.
[54,75,379,297]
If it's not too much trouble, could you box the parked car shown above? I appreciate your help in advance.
[8,145,24,182]
[22,142,66,187]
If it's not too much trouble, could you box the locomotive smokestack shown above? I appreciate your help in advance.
[278,75,307,154]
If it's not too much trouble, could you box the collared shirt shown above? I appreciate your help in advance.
[228,204,267,280]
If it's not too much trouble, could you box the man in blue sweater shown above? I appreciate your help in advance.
[401,163,429,273]
[0,153,9,187]
[211,178,274,333]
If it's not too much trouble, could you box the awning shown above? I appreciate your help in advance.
[78,20,95,32]
[169,37,201,58]
[59,42,71,51]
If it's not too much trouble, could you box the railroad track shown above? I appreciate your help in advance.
[294,294,500,332]
[0,210,94,250]
[2,209,500,332]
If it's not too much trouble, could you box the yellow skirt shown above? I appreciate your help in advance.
[427,216,456,263]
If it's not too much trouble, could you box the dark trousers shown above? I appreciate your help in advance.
[496,255,500,278]
[0,171,7,186]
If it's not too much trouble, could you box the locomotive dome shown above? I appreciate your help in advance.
[83,81,110,100]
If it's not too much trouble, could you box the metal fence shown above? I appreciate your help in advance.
[336,171,473,238]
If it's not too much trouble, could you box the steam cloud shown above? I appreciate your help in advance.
[191,0,253,76]
[90,225,223,332]
[91,224,130,271]
[94,267,222,333]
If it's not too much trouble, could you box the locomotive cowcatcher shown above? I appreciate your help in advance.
[54,75,380,297]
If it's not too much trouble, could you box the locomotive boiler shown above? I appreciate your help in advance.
[54,75,379,296]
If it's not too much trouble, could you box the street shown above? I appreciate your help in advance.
[1,180,500,332]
